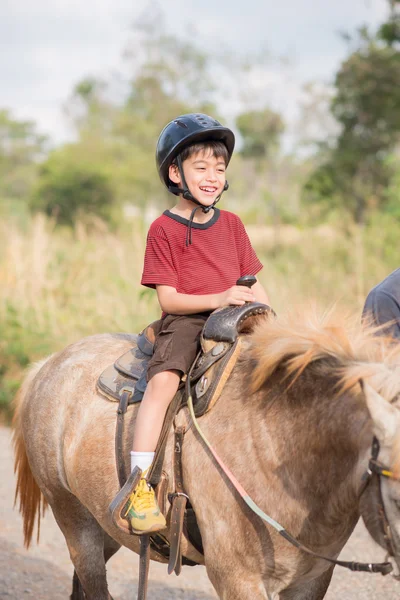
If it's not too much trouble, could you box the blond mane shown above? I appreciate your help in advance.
[250,307,400,475]
[250,307,400,402]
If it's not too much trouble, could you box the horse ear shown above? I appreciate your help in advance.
[362,381,400,444]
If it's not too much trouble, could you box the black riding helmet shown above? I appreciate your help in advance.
[156,113,235,201]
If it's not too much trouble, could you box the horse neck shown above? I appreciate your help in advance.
[258,367,370,486]
[221,363,372,534]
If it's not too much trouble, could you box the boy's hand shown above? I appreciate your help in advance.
[217,285,255,307]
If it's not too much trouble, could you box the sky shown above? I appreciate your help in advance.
[1,0,390,144]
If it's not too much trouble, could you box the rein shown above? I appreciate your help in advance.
[186,373,395,576]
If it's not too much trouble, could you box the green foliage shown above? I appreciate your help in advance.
[378,19,400,44]
[362,211,400,271]
[384,156,400,219]
[236,108,285,159]
[332,40,400,152]
[302,162,337,215]
[61,15,225,212]
[378,1,400,45]
[31,147,115,225]
[74,77,104,101]
[304,7,400,223]
[1,12,296,223]
[0,109,47,203]
[0,302,54,421]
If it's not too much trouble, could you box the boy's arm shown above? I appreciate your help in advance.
[156,285,255,315]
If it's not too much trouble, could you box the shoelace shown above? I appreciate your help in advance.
[125,479,156,514]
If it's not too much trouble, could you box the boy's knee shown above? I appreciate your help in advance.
[149,370,180,388]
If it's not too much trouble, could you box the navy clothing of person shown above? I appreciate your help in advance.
[362,268,400,339]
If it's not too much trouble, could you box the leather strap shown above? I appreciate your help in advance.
[174,427,185,493]
[116,389,132,488]
[148,389,184,486]
[168,427,188,576]
[138,535,150,600]
[168,496,188,576]
[279,528,392,574]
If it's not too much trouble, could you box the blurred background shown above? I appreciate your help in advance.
[0,0,399,419]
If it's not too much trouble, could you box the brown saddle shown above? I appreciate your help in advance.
[97,302,271,415]
[100,303,273,577]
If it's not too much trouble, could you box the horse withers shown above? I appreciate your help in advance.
[13,310,400,599]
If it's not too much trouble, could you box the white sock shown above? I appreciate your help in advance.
[130,451,154,476]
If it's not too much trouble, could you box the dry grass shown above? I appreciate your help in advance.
[0,214,159,342]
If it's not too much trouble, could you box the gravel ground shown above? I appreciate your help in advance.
[1,425,399,599]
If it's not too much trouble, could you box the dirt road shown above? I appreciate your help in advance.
[0,425,398,599]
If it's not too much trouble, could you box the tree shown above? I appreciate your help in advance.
[31,146,114,226]
[62,11,223,211]
[0,110,47,203]
[378,0,400,45]
[236,108,284,160]
[303,2,400,223]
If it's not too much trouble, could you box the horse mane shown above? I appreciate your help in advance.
[250,307,400,476]
[249,306,400,401]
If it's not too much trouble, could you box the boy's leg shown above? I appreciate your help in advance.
[132,370,181,451]
[122,313,207,534]
[123,369,180,534]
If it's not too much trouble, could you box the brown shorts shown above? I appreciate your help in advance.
[146,313,209,382]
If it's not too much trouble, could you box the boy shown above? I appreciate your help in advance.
[123,113,270,534]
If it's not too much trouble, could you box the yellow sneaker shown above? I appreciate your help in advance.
[123,476,166,534]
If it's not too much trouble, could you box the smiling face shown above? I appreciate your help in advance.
[169,148,227,208]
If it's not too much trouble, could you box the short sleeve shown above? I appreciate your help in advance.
[141,234,178,289]
[362,289,400,339]
[235,217,263,276]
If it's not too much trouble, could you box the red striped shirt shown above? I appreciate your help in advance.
[141,209,263,294]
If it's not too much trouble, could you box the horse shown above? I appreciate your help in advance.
[12,308,400,600]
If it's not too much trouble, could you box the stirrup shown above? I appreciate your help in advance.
[109,466,142,535]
